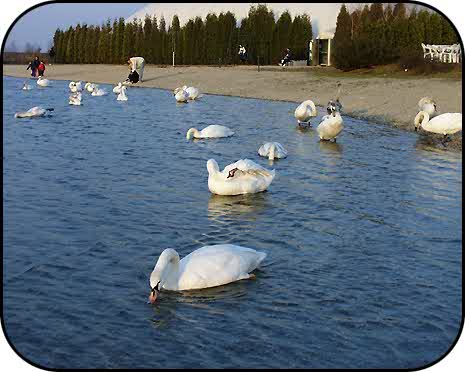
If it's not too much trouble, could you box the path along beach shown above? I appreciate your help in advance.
[4,64,462,150]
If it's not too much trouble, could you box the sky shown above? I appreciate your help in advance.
[5,2,345,52]
[4,3,148,51]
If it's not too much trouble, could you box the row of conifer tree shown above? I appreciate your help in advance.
[332,3,459,70]
[51,3,459,69]
[52,5,312,66]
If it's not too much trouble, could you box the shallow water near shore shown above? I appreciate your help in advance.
[3,76,462,368]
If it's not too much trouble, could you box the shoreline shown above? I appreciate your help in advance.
[3,64,462,150]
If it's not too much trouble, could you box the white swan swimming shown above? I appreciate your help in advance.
[186,125,234,140]
[69,81,83,93]
[117,86,128,101]
[258,142,288,160]
[294,99,317,126]
[14,106,53,118]
[414,111,462,139]
[36,77,51,87]
[317,111,344,142]
[22,82,33,90]
[113,82,123,94]
[91,85,107,96]
[84,82,95,93]
[148,244,267,303]
[69,82,78,93]
[418,97,437,117]
[69,92,82,106]
[174,87,189,103]
[207,158,275,196]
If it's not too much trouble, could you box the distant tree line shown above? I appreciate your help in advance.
[333,3,460,70]
[51,5,312,66]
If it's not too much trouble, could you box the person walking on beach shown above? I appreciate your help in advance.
[26,56,40,77]
[26,61,36,77]
[127,57,145,83]
[37,61,46,77]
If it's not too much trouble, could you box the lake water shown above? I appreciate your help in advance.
[2,76,462,368]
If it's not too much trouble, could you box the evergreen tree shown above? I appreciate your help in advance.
[204,13,219,64]
[143,15,153,63]
[159,16,167,64]
[150,16,160,64]
[274,10,292,64]
[333,4,353,70]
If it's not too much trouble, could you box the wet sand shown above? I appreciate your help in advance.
[4,64,462,150]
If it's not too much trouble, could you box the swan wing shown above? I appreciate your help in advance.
[222,159,274,178]
[200,125,234,138]
[176,244,266,290]
[317,114,344,139]
[430,113,462,133]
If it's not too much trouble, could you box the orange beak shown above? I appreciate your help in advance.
[148,290,158,304]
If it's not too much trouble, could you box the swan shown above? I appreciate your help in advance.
[294,99,317,126]
[258,142,288,160]
[69,92,82,106]
[418,97,437,117]
[326,82,343,114]
[113,82,123,94]
[414,111,462,139]
[117,86,128,101]
[36,77,50,87]
[186,125,234,140]
[174,87,189,103]
[185,86,200,100]
[91,85,107,96]
[14,106,53,118]
[69,81,77,93]
[148,244,267,303]
[207,158,275,196]
[317,111,344,142]
[69,81,83,93]
[84,82,95,92]
[22,82,33,90]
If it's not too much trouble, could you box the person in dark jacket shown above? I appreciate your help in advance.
[26,61,36,77]
[279,48,292,66]
[27,56,40,77]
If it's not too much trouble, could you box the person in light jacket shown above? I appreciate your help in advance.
[127,57,145,82]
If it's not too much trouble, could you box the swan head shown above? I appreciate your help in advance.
[173,87,183,95]
[148,248,180,303]
[206,159,220,175]
[414,111,429,131]
[186,128,199,140]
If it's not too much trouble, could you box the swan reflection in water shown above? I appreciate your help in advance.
[319,141,343,155]
[207,192,270,222]
[149,281,252,328]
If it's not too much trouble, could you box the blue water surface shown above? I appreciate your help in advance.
[2,76,462,368]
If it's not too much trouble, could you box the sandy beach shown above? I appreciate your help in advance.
[4,64,462,149]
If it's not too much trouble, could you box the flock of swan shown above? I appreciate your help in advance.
[14,78,462,302]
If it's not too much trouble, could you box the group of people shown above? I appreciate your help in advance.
[237,45,292,66]
[26,56,46,77]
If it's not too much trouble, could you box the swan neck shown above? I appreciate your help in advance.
[415,111,429,129]
[187,128,198,140]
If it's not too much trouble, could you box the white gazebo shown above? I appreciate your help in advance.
[311,31,334,66]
